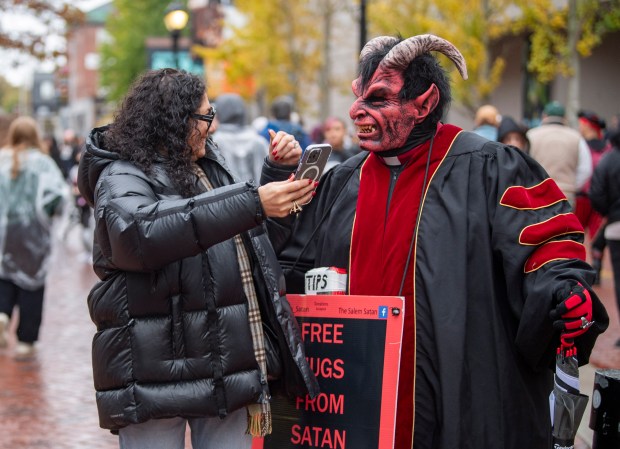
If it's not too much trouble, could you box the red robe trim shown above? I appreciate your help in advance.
[519,213,585,245]
[500,178,567,210]
[524,240,586,273]
[349,123,462,448]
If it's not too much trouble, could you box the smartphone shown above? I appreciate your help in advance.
[293,144,332,182]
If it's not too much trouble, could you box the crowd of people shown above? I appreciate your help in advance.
[0,31,619,449]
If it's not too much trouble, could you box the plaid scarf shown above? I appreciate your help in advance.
[192,164,272,437]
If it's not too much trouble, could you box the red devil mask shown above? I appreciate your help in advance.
[349,34,468,153]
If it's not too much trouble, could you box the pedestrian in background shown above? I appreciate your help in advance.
[322,116,359,172]
[211,92,269,182]
[67,149,93,258]
[0,116,69,359]
[497,115,529,153]
[310,122,325,145]
[58,129,81,179]
[258,95,311,150]
[576,110,612,284]
[77,68,318,449]
[605,112,620,141]
[589,129,620,346]
[527,101,592,208]
[472,104,501,140]
[43,133,60,166]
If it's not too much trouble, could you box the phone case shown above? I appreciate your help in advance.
[294,144,332,182]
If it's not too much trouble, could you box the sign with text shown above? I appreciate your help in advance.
[252,294,404,449]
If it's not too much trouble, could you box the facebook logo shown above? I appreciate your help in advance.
[378,306,388,319]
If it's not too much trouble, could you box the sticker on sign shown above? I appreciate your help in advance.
[305,267,347,295]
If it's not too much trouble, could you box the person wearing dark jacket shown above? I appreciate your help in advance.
[589,129,620,346]
[211,93,269,182]
[497,115,529,153]
[258,95,311,150]
[576,110,612,284]
[77,68,319,449]
[270,34,608,448]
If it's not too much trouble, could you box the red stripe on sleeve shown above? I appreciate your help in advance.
[500,178,567,210]
[519,213,584,245]
[524,240,586,273]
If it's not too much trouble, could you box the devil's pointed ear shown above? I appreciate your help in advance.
[351,78,362,96]
[412,83,440,123]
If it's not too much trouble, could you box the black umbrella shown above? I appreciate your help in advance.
[551,345,590,448]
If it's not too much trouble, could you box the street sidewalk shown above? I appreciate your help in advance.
[0,225,118,449]
[575,249,620,449]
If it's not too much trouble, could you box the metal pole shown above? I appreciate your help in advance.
[172,30,180,69]
[360,0,367,54]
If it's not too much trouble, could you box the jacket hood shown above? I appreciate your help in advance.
[497,116,527,143]
[77,125,120,207]
[215,93,246,126]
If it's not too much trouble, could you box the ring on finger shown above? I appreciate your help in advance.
[290,200,303,215]
[580,317,594,329]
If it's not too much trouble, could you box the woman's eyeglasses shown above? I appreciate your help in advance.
[191,107,216,131]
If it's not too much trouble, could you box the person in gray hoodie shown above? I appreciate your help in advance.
[212,93,269,182]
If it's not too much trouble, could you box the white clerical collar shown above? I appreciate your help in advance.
[381,156,401,166]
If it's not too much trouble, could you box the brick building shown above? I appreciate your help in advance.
[59,2,112,138]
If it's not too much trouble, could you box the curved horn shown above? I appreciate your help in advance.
[380,34,468,80]
[359,36,399,61]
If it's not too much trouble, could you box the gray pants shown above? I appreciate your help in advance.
[118,407,252,449]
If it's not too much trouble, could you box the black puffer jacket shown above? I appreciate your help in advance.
[78,126,318,430]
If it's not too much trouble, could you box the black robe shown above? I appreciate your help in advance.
[264,129,608,449]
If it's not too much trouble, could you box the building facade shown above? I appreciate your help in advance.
[60,1,619,138]
[60,2,112,138]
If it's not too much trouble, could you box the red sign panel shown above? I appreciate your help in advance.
[252,294,404,449]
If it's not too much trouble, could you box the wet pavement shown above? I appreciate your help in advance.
[0,221,618,449]
[0,223,118,449]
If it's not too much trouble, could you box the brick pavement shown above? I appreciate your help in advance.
[0,223,618,449]
[0,229,118,449]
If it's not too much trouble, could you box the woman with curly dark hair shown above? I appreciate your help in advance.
[77,68,319,449]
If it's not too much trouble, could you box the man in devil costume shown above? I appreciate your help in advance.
[263,35,608,448]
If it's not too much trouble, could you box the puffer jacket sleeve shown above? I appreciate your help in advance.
[96,163,264,272]
[259,158,298,251]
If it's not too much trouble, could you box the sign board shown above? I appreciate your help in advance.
[252,294,404,449]
[148,50,204,75]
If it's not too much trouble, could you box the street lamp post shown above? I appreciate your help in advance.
[164,2,189,69]
[360,0,367,54]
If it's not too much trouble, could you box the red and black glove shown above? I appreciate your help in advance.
[550,282,594,349]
